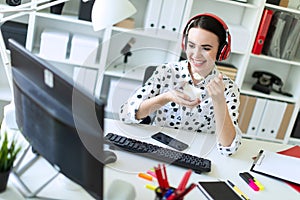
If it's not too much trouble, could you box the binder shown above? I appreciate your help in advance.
[279,13,294,55]
[277,103,295,140]
[238,95,257,133]
[166,0,186,33]
[144,0,163,29]
[281,16,300,60]
[257,99,287,139]
[246,98,267,136]
[262,11,285,58]
[251,149,300,185]
[252,9,273,55]
[157,0,185,35]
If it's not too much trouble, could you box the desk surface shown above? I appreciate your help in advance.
[1,118,299,200]
[103,119,299,200]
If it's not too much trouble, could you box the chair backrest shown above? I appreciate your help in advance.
[140,66,157,124]
[142,66,157,85]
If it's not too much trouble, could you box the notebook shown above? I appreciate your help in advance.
[197,181,242,200]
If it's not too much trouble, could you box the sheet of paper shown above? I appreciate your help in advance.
[251,150,300,185]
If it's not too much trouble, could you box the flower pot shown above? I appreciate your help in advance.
[0,170,11,193]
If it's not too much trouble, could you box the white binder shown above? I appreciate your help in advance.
[144,0,163,29]
[246,98,267,136]
[166,0,186,33]
[158,0,185,31]
[257,99,287,139]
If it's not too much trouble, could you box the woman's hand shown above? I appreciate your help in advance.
[206,73,225,103]
[166,89,200,108]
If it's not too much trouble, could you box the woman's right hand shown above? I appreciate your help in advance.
[165,90,200,108]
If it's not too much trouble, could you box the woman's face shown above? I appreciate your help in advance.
[186,27,219,77]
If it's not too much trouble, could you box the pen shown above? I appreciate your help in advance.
[177,169,192,191]
[175,183,197,199]
[162,164,170,188]
[147,170,157,178]
[145,184,157,191]
[227,180,250,200]
[138,173,156,182]
[162,188,174,199]
[239,172,259,191]
[166,183,196,200]
[155,165,165,189]
[245,172,265,190]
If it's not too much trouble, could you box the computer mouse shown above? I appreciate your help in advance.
[106,179,136,200]
[103,150,117,164]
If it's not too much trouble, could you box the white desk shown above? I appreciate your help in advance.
[1,118,299,199]
[103,119,299,200]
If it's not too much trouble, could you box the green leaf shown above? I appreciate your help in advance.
[0,131,22,172]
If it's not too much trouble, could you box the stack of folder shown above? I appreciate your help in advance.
[144,0,186,34]
[262,10,300,60]
[216,62,238,81]
[238,94,295,140]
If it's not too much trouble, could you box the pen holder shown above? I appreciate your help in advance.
[155,187,183,200]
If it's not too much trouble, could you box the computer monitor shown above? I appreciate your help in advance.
[8,39,106,199]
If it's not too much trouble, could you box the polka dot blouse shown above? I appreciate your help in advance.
[119,60,242,156]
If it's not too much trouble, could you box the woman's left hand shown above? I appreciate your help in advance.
[206,73,225,103]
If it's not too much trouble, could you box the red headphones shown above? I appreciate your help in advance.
[182,13,231,61]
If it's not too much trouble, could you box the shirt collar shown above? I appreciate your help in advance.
[182,61,219,86]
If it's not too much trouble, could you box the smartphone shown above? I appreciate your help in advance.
[151,132,189,151]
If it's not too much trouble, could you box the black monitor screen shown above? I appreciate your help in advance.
[9,39,105,199]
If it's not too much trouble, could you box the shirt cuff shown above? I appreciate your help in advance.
[217,126,242,156]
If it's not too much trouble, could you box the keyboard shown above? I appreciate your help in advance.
[104,132,211,174]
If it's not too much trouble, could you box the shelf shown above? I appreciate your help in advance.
[31,47,100,70]
[241,82,297,103]
[266,3,300,15]
[288,137,300,145]
[251,54,300,67]
[112,26,180,42]
[104,64,146,82]
[241,134,285,144]
[215,0,259,8]
[36,12,92,26]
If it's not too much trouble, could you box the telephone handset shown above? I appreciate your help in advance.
[252,71,292,97]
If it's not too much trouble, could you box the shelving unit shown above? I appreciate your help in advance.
[0,0,299,144]
[242,2,300,144]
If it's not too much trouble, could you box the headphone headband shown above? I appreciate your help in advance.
[182,13,231,61]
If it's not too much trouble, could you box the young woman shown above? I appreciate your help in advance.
[119,13,241,156]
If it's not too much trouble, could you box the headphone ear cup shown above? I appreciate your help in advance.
[218,43,229,61]
[181,35,186,50]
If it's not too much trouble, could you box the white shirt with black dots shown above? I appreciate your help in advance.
[119,60,242,156]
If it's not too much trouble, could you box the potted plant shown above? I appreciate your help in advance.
[0,131,21,192]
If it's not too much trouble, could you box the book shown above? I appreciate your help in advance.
[216,62,238,80]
